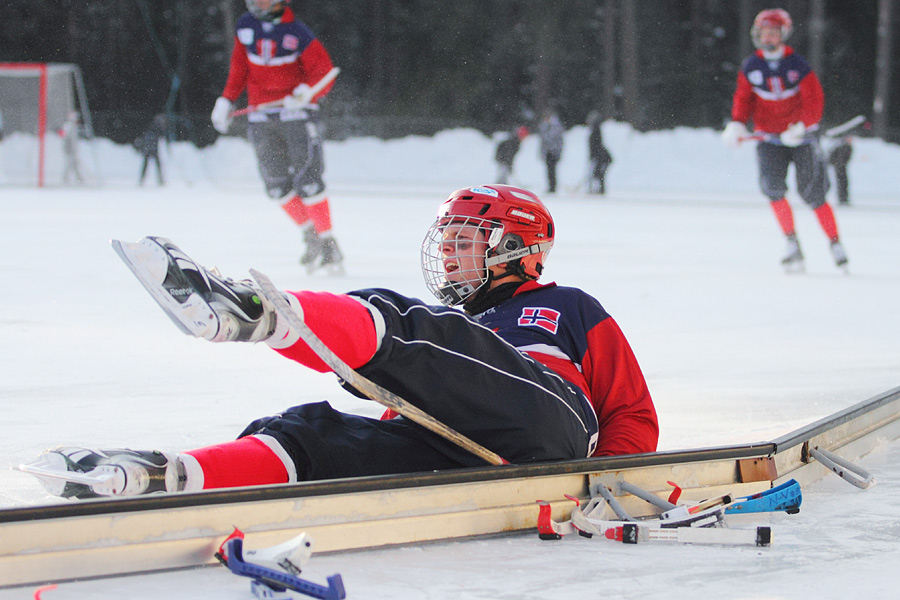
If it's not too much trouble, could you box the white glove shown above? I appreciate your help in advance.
[780,121,807,147]
[721,121,748,149]
[283,83,314,110]
[211,97,233,134]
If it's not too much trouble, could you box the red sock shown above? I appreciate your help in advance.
[273,291,379,371]
[770,198,795,236]
[185,435,291,489]
[307,197,333,233]
[813,203,839,242]
[281,194,310,226]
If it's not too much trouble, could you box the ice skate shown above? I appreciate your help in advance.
[299,227,324,268]
[18,447,187,499]
[830,240,849,273]
[781,235,805,273]
[300,228,344,275]
[111,236,276,342]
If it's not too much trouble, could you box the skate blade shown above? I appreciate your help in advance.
[111,237,218,338]
[782,261,806,274]
[305,261,346,276]
[18,454,116,497]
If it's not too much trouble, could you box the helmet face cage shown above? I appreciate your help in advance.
[751,9,792,49]
[246,0,289,20]
[422,215,499,306]
[421,185,555,306]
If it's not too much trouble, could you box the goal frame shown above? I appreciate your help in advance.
[0,62,95,187]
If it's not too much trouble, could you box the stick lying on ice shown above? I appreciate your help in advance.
[250,269,509,467]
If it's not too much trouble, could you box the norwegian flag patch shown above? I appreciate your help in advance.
[518,307,561,334]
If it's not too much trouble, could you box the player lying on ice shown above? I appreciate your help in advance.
[27,185,659,499]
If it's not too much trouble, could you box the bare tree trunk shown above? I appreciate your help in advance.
[619,1,639,126]
[602,0,617,120]
[873,0,895,139]
[808,0,826,76]
[739,0,754,62]
[221,0,235,56]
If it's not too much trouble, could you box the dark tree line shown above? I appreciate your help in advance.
[2,0,897,146]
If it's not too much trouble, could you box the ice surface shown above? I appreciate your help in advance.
[1,125,898,598]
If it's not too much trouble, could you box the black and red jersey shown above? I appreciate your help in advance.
[222,8,334,106]
[473,281,659,457]
[731,46,824,136]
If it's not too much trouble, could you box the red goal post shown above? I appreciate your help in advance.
[0,62,96,186]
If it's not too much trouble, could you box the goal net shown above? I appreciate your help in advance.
[0,62,100,186]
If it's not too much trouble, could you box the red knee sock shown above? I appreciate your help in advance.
[281,194,310,226]
[306,196,333,234]
[770,198,795,236]
[269,291,380,371]
[813,203,840,242]
[185,435,292,489]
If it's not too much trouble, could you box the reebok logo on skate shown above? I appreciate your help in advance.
[518,307,560,334]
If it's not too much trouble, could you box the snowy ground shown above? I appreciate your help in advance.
[1,125,899,598]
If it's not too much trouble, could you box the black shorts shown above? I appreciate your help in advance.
[757,140,829,208]
[239,289,598,480]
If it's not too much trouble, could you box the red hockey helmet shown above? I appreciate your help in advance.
[751,9,792,48]
[421,185,555,306]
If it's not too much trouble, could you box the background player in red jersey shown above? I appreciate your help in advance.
[722,8,848,272]
[210,0,343,272]
[27,185,659,499]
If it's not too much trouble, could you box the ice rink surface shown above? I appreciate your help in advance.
[1,126,899,598]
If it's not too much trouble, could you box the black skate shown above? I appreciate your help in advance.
[781,235,805,273]
[300,229,344,274]
[830,240,849,272]
[111,236,276,342]
[18,447,186,499]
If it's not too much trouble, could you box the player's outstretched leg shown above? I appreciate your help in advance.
[19,447,189,499]
[111,236,277,342]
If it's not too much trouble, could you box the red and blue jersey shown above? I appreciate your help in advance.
[474,281,659,457]
[731,46,824,136]
[222,8,334,106]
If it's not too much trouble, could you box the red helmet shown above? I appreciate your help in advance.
[751,9,792,49]
[246,0,290,21]
[421,185,555,306]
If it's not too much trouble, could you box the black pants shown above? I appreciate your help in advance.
[545,153,560,192]
[757,141,829,208]
[139,153,163,185]
[240,289,597,480]
[248,109,325,199]
[832,165,849,204]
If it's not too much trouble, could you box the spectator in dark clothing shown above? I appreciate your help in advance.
[538,111,564,193]
[828,136,853,205]
[136,114,167,186]
[586,111,612,195]
[495,126,529,184]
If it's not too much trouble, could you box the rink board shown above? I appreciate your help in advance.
[0,386,898,588]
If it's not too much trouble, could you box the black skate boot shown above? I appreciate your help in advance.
[300,227,325,267]
[781,234,804,273]
[111,236,277,342]
[300,228,344,274]
[19,447,187,499]
[830,240,849,271]
[318,236,344,272]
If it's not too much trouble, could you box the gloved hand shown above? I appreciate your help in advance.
[211,97,233,134]
[780,121,807,147]
[721,121,749,148]
[283,83,314,110]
